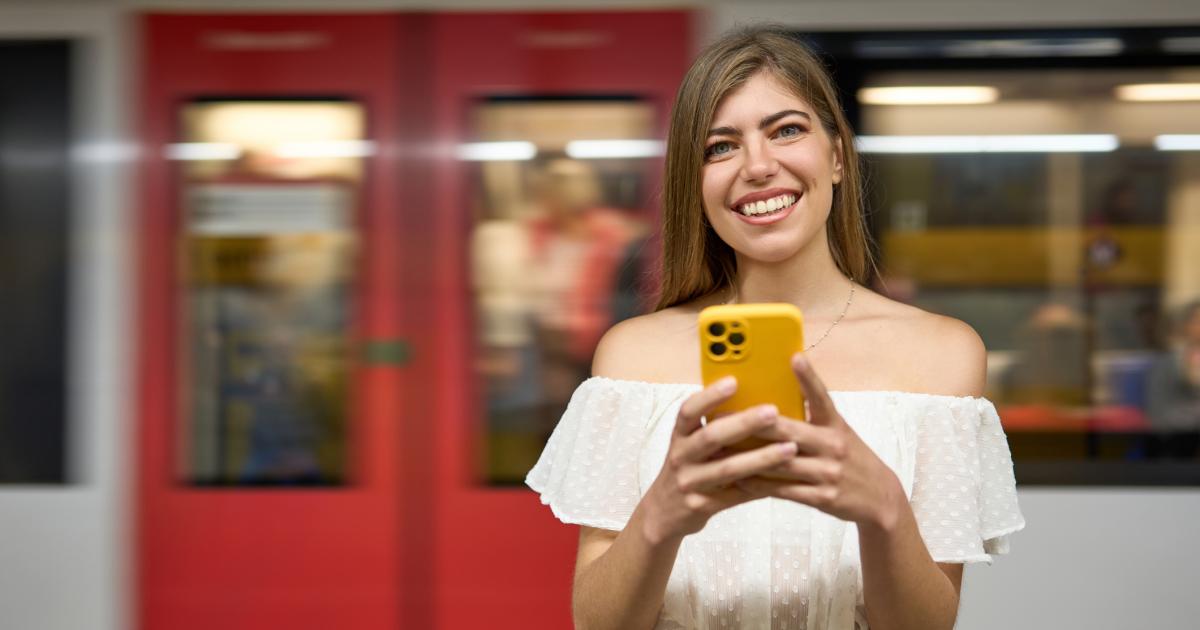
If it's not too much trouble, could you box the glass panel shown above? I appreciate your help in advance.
[177,100,362,486]
[860,67,1200,476]
[0,41,70,484]
[468,98,657,484]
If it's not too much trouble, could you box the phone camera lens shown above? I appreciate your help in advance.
[708,322,725,337]
[728,332,745,345]
[709,342,727,356]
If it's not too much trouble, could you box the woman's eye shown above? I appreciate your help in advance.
[777,124,804,138]
[704,141,733,159]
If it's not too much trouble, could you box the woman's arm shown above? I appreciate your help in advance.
[858,316,983,630]
[857,475,962,630]
[571,401,799,629]
[571,514,682,630]
[572,322,801,629]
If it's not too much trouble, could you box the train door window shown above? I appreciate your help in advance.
[0,41,71,484]
[175,99,364,486]
[466,98,657,484]
[858,65,1200,481]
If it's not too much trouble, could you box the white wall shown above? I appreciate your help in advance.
[960,490,1200,629]
[0,6,132,630]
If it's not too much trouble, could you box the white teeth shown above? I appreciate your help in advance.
[737,193,796,216]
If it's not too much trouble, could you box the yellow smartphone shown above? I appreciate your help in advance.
[698,303,806,449]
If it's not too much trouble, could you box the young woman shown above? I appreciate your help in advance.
[527,26,1024,630]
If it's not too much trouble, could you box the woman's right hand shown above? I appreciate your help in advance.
[639,377,797,545]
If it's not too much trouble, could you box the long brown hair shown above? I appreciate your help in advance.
[655,26,874,310]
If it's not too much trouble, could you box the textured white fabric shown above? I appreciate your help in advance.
[526,377,1026,630]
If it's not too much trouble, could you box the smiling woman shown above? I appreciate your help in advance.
[656,33,872,312]
[525,25,1024,630]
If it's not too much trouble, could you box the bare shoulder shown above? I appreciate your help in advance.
[854,290,987,397]
[917,310,987,397]
[591,304,706,383]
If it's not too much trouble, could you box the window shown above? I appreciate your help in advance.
[465,97,658,484]
[175,99,364,486]
[807,27,1200,484]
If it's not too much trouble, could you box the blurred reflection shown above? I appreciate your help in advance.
[1146,301,1200,458]
[861,65,1200,472]
[527,159,642,404]
[179,100,360,486]
[469,99,653,483]
[1000,303,1090,406]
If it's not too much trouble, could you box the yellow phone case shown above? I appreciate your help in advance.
[699,303,806,448]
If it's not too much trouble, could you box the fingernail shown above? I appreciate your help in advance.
[716,376,737,394]
[777,441,797,455]
[759,404,778,420]
[793,355,808,371]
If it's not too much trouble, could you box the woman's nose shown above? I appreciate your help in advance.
[740,139,778,182]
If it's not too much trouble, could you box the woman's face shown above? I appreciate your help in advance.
[701,70,843,264]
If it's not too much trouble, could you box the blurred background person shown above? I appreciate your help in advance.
[525,158,641,416]
[1001,302,1092,407]
[1146,300,1200,458]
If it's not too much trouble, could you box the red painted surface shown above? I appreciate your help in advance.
[427,12,690,629]
[136,14,405,630]
[138,11,691,629]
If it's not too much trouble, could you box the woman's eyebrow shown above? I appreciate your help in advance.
[707,110,812,138]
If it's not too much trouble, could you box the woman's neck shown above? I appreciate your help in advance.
[731,234,853,321]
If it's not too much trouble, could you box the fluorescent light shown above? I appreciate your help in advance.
[852,37,1123,59]
[275,140,375,158]
[857,135,1119,154]
[944,37,1123,58]
[166,142,241,161]
[456,141,536,161]
[565,139,665,159]
[1162,37,1200,54]
[1155,135,1200,151]
[858,86,998,105]
[72,141,138,163]
[1115,83,1200,102]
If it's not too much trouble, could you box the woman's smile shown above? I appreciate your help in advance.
[729,188,802,225]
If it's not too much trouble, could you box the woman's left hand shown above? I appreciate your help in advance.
[736,354,905,531]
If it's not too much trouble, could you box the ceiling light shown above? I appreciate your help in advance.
[858,86,999,105]
[1155,135,1200,151]
[1116,83,1200,102]
[565,139,665,159]
[1162,37,1200,54]
[274,140,375,158]
[456,141,537,161]
[857,134,1119,154]
[166,142,241,161]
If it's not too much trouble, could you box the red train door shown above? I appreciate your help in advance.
[136,14,409,630]
[426,12,691,628]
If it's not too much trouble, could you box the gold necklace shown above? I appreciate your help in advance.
[725,281,855,351]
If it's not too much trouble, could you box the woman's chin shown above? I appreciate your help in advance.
[730,238,808,265]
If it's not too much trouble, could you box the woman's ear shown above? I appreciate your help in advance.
[832,136,844,186]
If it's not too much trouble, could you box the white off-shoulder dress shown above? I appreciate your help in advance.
[526,377,1026,630]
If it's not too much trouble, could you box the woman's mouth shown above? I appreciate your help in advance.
[730,192,798,224]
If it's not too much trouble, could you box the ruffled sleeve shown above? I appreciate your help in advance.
[909,397,1026,564]
[525,377,664,531]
